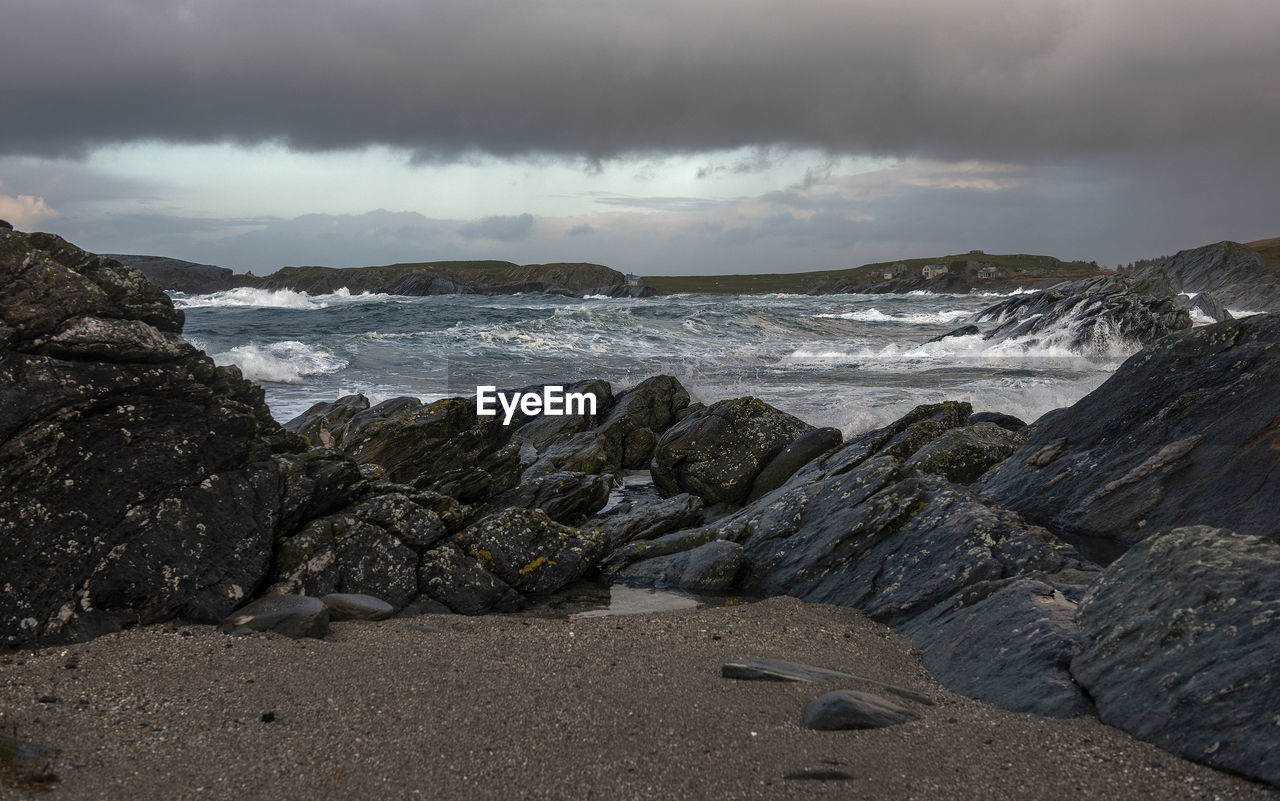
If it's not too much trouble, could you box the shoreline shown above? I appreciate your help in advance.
[4,597,1276,801]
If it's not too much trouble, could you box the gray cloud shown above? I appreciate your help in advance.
[1,0,1277,163]
[457,213,535,241]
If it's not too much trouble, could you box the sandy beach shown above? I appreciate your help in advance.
[2,596,1274,801]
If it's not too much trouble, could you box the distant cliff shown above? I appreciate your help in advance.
[109,256,649,298]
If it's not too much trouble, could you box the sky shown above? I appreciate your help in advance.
[1,0,1277,275]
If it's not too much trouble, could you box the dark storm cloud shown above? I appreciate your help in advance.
[2,0,1277,162]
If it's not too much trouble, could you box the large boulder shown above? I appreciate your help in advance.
[1072,527,1280,786]
[1137,240,1280,314]
[283,394,371,448]
[495,470,611,524]
[0,229,332,647]
[978,314,1280,559]
[902,423,1026,485]
[651,397,813,506]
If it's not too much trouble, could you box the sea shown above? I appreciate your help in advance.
[173,287,1143,434]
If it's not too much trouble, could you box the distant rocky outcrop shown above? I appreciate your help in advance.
[106,254,241,294]
[1136,240,1280,314]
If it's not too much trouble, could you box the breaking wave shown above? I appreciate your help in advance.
[814,308,973,324]
[171,286,392,309]
[211,340,349,384]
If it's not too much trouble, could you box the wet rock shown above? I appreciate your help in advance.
[746,427,842,502]
[1186,291,1233,323]
[652,396,813,506]
[592,375,691,469]
[1137,240,1280,314]
[978,314,1280,557]
[591,492,705,550]
[615,540,743,594]
[1072,526,1280,787]
[972,273,1191,353]
[802,690,918,730]
[496,471,611,524]
[966,411,1026,431]
[901,577,1095,717]
[902,423,1026,485]
[321,593,395,621]
[284,394,371,448]
[220,595,330,639]
[925,323,981,343]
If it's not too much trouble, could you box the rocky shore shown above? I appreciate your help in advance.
[2,223,1277,794]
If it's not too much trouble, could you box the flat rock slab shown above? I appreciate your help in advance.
[722,657,932,705]
[220,594,330,639]
[802,690,918,730]
[321,593,395,621]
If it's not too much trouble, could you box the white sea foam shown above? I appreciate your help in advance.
[814,308,973,324]
[1190,308,1217,325]
[171,286,392,309]
[212,341,349,384]
[1227,308,1266,318]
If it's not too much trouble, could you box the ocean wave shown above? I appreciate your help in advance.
[814,308,973,324]
[212,340,349,384]
[172,286,393,309]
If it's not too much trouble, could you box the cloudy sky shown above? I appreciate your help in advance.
[1,0,1277,275]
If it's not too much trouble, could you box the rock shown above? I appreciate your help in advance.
[977,314,1280,558]
[284,394,371,448]
[925,323,981,343]
[220,595,330,639]
[416,544,524,615]
[320,593,395,621]
[0,732,59,790]
[510,380,611,442]
[972,273,1191,353]
[394,596,455,617]
[106,254,241,295]
[591,492,705,549]
[592,375,691,469]
[902,423,1025,485]
[746,427,842,502]
[496,471,611,524]
[801,690,918,730]
[901,577,1095,717]
[1186,291,1233,323]
[966,411,1026,431]
[0,229,320,647]
[338,396,521,502]
[722,657,933,704]
[615,540,743,594]
[1071,527,1280,787]
[1137,240,1280,314]
[652,396,814,506]
[452,508,607,595]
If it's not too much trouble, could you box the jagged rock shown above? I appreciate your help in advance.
[0,229,324,647]
[802,690,918,730]
[925,323,981,343]
[902,423,1026,485]
[107,254,240,295]
[339,396,521,502]
[966,411,1026,431]
[284,394,371,448]
[593,375,691,469]
[321,593,395,621]
[1137,240,1280,314]
[614,540,742,594]
[746,427,842,502]
[901,577,1095,717]
[1185,291,1233,323]
[1072,527,1280,787]
[652,396,814,506]
[496,471,611,524]
[512,380,611,444]
[591,492,705,549]
[453,508,607,595]
[416,543,524,615]
[220,595,330,639]
[978,314,1280,558]
[973,273,1191,354]
[268,512,420,610]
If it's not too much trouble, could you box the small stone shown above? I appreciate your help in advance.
[321,593,396,621]
[802,690,918,731]
[37,695,58,704]
[261,711,275,723]
[219,594,329,639]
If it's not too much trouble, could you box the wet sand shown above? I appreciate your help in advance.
[1,596,1275,800]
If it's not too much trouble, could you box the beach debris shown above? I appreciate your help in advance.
[722,657,932,705]
[802,690,918,731]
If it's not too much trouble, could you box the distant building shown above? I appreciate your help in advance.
[881,262,908,280]
[922,264,949,279]
[624,273,644,288]
[977,266,999,279]
[970,249,985,255]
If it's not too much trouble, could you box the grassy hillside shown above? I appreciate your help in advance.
[642,252,1101,294]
